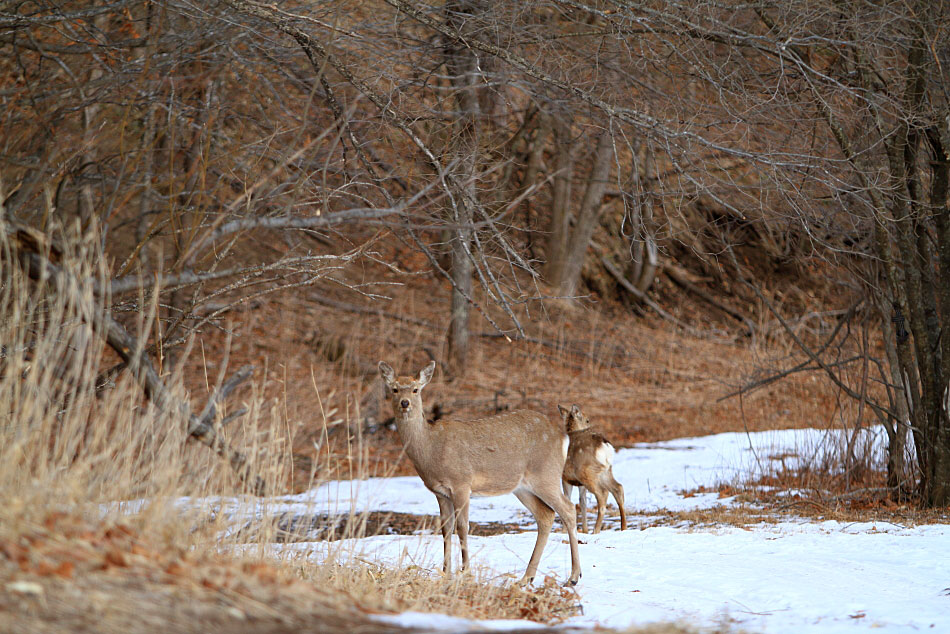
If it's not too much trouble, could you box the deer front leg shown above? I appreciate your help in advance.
[592,487,607,534]
[435,494,456,576]
[453,488,471,572]
[541,488,581,586]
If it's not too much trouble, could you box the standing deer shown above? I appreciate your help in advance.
[559,404,627,534]
[379,360,581,586]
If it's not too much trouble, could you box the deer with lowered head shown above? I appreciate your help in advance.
[559,404,627,534]
[379,360,581,586]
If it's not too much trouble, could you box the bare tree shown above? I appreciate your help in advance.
[546,126,615,298]
[442,0,487,374]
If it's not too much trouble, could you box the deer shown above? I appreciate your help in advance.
[558,404,627,534]
[379,360,581,586]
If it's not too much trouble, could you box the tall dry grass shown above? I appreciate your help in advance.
[0,222,283,535]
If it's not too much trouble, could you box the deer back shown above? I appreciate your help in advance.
[563,428,614,486]
[417,410,567,496]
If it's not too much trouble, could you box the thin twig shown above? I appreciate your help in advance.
[717,301,862,402]
[198,364,254,427]
[727,248,895,423]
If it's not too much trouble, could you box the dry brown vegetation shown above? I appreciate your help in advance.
[0,511,590,633]
[5,0,948,631]
[0,222,869,634]
[210,266,856,486]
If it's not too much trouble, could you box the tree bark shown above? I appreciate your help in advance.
[878,301,909,490]
[544,115,575,286]
[443,0,485,375]
[628,141,659,293]
[554,129,614,299]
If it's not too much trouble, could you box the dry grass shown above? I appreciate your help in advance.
[292,558,582,623]
[0,512,361,634]
[665,424,946,527]
[0,509,587,633]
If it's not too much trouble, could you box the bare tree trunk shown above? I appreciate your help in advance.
[554,128,614,299]
[627,141,659,293]
[926,124,950,394]
[544,115,575,286]
[133,1,159,275]
[443,0,485,375]
[518,111,550,207]
[77,16,106,227]
[926,121,950,504]
[519,111,550,261]
[879,300,910,489]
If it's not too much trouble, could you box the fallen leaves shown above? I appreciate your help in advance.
[34,560,74,579]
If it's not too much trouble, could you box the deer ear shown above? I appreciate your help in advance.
[557,404,569,420]
[570,404,582,418]
[378,361,396,387]
[418,360,436,387]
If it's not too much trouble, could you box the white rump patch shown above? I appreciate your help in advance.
[595,442,615,467]
[562,435,569,460]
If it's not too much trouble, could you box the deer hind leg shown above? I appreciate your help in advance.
[531,487,581,586]
[562,481,579,532]
[607,470,627,530]
[452,488,471,572]
[562,480,573,500]
[577,486,589,533]
[591,485,608,534]
[512,488,555,586]
[435,493,456,576]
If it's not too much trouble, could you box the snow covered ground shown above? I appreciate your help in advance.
[243,428,950,632]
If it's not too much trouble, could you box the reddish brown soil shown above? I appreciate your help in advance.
[165,250,861,491]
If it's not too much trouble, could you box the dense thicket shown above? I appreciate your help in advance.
[2,1,948,505]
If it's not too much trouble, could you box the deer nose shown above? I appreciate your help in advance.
[400,399,410,409]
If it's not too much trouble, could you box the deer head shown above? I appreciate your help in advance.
[379,360,435,422]
[558,403,591,433]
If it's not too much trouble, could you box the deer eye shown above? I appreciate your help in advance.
[412,388,418,393]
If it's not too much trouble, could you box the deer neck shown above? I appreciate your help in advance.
[394,408,433,464]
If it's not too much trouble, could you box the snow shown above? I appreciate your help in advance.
[170,427,950,632]
[373,611,546,631]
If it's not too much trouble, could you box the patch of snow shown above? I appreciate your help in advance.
[373,611,546,631]
[146,426,946,633]
[278,427,948,633]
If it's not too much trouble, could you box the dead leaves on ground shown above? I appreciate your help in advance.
[0,511,309,604]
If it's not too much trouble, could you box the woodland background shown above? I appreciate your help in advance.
[1,1,949,630]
